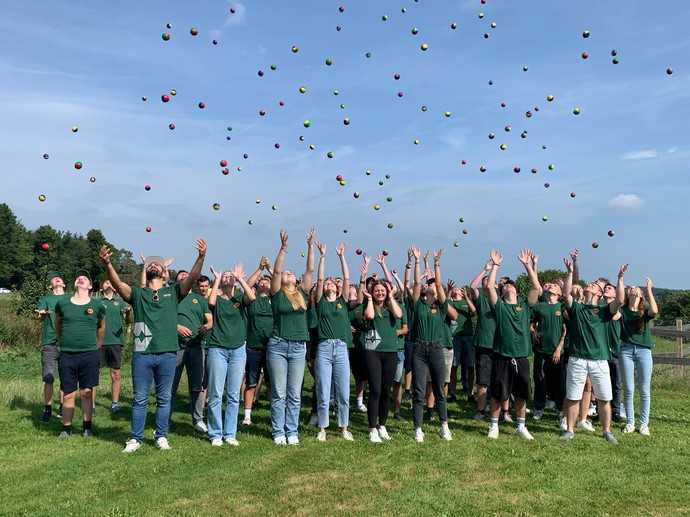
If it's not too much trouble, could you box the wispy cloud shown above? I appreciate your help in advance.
[667,146,678,153]
[439,130,467,151]
[609,194,643,209]
[622,149,657,160]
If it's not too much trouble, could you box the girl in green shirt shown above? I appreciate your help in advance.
[619,279,658,435]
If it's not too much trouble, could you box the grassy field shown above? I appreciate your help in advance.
[1,348,689,517]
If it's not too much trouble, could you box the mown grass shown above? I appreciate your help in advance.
[1,349,689,517]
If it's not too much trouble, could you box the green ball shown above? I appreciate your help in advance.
[270,64,277,71]
[572,107,581,115]
[386,197,393,202]
[327,151,335,158]
[325,57,333,66]
[162,32,171,41]
[333,89,340,96]
[303,120,311,128]
[548,164,555,171]
[387,223,394,229]
[444,111,452,118]
[382,15,388,21]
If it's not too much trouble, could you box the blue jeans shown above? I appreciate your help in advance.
[206,345,247,440]
[315,339,350,429]
[267,337,306,438]
[131,352,177,442]
[619,343,653,426]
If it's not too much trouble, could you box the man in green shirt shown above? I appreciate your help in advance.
[37,272,66,423]
[100,239,207,453]
[98,280,132,414]
[171,273,213,433]
[447,285,477,403]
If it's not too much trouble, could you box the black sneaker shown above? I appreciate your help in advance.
[40,407,52,423]
[425,408,435,422]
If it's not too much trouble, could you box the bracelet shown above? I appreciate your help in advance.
[359,280,365,284]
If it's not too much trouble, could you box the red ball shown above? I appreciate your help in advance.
[220,159,228,167]
[274,143,280,149]
[145,226,152,233]
[500,102,506,108]
[355,248,363,256]
[397,91,404,98]
[382,250,389,257]
[279,101,285,106]
[339,5,345,12]
[394,73,401,80]
[168,123,175,130]
[221,168,229,175]
[666,67,673,75]
[74,161,83,170]
[513,166,521,173]
[336,174,344,182]
[570,192,576,198]
[581,51,589,60]
[41,243,50,251]
[144,184,151,191]
[161,94,170,103]
[461,160,467,165]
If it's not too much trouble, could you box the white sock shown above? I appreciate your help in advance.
[244,408,251,420]
[517,417,526,431]
[357,395,364,406]
[489,417,499,430]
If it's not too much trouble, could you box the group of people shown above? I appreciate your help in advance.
[36,230,658,452]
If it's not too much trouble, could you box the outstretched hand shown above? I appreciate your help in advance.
[563,257,573,273]
[306,227,316,247]
[231,263,246,280]
[518,249,531,266]
[279,229,289,250]
[195,239,207,257]
[490,250,503,267]
[570,249,579,262]
[646,277,654,290]
[99,245,112,265]
[618,264,629,278]
[317,241,327,256]
[335,242,346,257]
[433,249,443,263]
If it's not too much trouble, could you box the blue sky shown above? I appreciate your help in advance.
[2,0,689,287]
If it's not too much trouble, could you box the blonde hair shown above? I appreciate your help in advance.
[283,286,307,311]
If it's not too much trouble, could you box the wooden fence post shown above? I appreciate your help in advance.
[676,319,684,376]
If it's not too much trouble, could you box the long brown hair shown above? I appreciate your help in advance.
[630,290,647,333]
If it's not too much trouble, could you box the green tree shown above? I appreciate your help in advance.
[0,204,32,287]
[657,291,690,325]
[515,269,568,299]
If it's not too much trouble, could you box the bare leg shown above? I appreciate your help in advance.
[62,392,76,426]
[579,377,592,422]
[564,399,579,432]
[598,400,612,433]
[476,385,488,413]
[111,369,121,404]
[515,398,527,419]
[81,388,93,422]
[490,398,501,419]
[43,382,54,405]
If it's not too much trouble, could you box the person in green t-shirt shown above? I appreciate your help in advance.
[485,250,539,441]
[561,258,626,444]
[170,272,213,433]
[619,278,658,436]
[242,257,274,425]
[205,264,256,446]
[447,285,477,403]
[100,239,207,453]
[37,272,66,423]
[602,282,623,422]
[409,247,457,443]
[313,241,355,442]
[390,268,410,422]
[267,229,315,445]
[98,280,132,414]
[55,271,106,439]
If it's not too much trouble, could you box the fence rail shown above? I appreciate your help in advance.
[651,319,688,370]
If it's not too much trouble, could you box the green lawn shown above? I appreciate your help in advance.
[1,350,689,517]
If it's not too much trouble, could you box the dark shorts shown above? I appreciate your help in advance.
[100,345,122,369]
[41,344,60,384]
[475,346,493,387]
[453,335,475,368]
[245,347,267,388]
[490,354,530,402]
[58,350,100,395]
[404,341,415,373]
[348,345,368,383]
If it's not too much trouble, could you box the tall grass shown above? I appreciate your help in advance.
[0,295,40,355]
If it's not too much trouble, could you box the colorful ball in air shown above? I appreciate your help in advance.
[488,80,493,85]
[484,33,490,39]
[479,165,487,173]
[299,86,306,94]
[162,32,171,41]
[451,22,458,30]
[41,243,50,251]
[385,174,390,179]
[421,105,428,112]
[279,101,285,107]
[333,89,340,96]
[274,143,280,149]
[608,230,615,238]
[394,73,400,80]
[248,220,253,225]
[145,184,151,191]
[382,15,388,21]
[612,58,619,64]
[611,49,618,56]
[190,27,198,36]
[382,250,389,256]
[397,91,404,98]
[71,126,79,133]
[303,120,311,128]
[291,45,299,53]
[542,216,549,222]
[500,102,506,108]
[526,111,533,118]
[74,161,83,170]
[499,143,508,150]
[353,192,360,199]
[258,70,264,77]
[420,42,429,51]
[453,241,460,248]
[43,153,49,160]
[270,64,277,71]
[38,194,46,202]
[521,131,528,139]
[299,135,305,142]
[212,40,218,45]
[145,226,152,233]
[386,223,394,229]
[243,153,249,159]
[666,67,673,75]
[221,168,229,175]
[386,197,393,202]
[581,51,589,60]
[340,103,346,109]
[325,58,333,66]
[444,111,452,118]
[544,183,550,188]
[547,95,554,102]
[523,65,529,72]
[582,30,590,38]
[478,12,485,19]
[89,176,96,183]
[166,23,172,29]
[373,204,381,211]
[592,241,599,249]
[572,107,581,115]
[198,102,206,109]
[570,192,576,198]
[309,144,316,150]
[356,248,363,256]
[327,151,335,159]
[336,174,344,182]
[414,139,420,145]
[365,52,372,58]
[272,204,278,211]
[513,166,521,173]
[548,164,555,171]
[411,27,419,35]
[365,169,372,176]
[490,21,497,28]
[504,125,511,132]
[142,96,147,102]
[462,229,469,235]
[343,117,350,126]
[458,217,465,224]
[378,180,384,186]
[531,168,538,174]
[488,133,495,140]
[212,203,221,211]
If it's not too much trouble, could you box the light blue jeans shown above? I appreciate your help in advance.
[619,343,653,427]
[131,352,177,442]
[267,337,306,438]
[206,345,247,440]
[315,339,350,429]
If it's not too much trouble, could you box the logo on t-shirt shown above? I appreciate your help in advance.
[86,307,94,315]
[192,298,199,304]
[133,322,153,352]
[234,302,241,309]
[516,306,523,312]
[555,310,561,317]
[336,303,342,310]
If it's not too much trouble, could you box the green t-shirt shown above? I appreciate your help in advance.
[38,294,64,346]
[413,299,449,344]
[316,295,353,345]
[405,296,415,342]
[474,291,497,349]
[271,288,309,342]
[620,306,654,349]
[606,318,622,356]
[55,297,105,352]
[359,305,400,352]
[131,283,183,354]
[449,299,474,337]
[395,301,408,351]
[177,291,210,346]
[493,299,532,358]
[207,294,247,349]
[567,302,613,360]
[531,302,564,355]
[101,296,128,346]
[246,295,273,349]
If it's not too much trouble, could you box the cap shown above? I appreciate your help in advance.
[74,268,92,283]
[144,255,175,268]
[46,271,62,283]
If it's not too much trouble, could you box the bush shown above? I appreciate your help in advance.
[0,295,41,354]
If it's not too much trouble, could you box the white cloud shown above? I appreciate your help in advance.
[622,149,657,160]
[440,131,467,151]
[224,2,247,26]
[609,194,643,209]
[667,146,678,154]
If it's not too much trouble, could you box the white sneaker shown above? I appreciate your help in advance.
[502,412,513,424]
[377,426,391,441]
[224,438,240,446]
[487,425,499,440]
[588,403,597,417]
[414,428,425,443]
[357,402,367,413]
[620,408,627,419]
[193,421,208,433]
[622,423,635,434]
[287,435,300,446]
[155,437,171,450]
[211,438,223,447]
[545,400,556,410]
[559,416,568,432]
[516,427,534,441]
[122,439,141,453]
[533,409,544,421]
[341,429,354,441]
[242,417,252,426]
[316,430,327,442]
[274,436,287,446]
[439,423,452,441]
[308,414,319,427]
[369,429,382,443]
[577,420,595,433]
[639,425,650,436]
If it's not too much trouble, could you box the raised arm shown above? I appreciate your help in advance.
[208,267,221,307]
[271,230,288,295]
[611,264,628,314]
[563,257,574,308]
[404,248,413,295]
[411,246,422,302]
[139,254,147,288]
[462,288,477,315]
[387,292,403,319]
[376,254,394,286]
[486,250,502,307]
[180,239,207,298]
[362,290,375,320]
[336,242,349,295]
[246,257,267,288]
[470,261,491,298]
[433,249,447,304]
[645,277,658,317]
[315,241,326,302]
[232,263,256,304]
[356,255,370,305]
[519,248,543,304]
[301,227,316,292]
[99,246,132,302]
[570,249,580,286]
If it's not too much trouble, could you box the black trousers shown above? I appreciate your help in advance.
[364,350,397,428]
[412,342,447,427]
[533,351,563,411]
[609,355,622,417]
